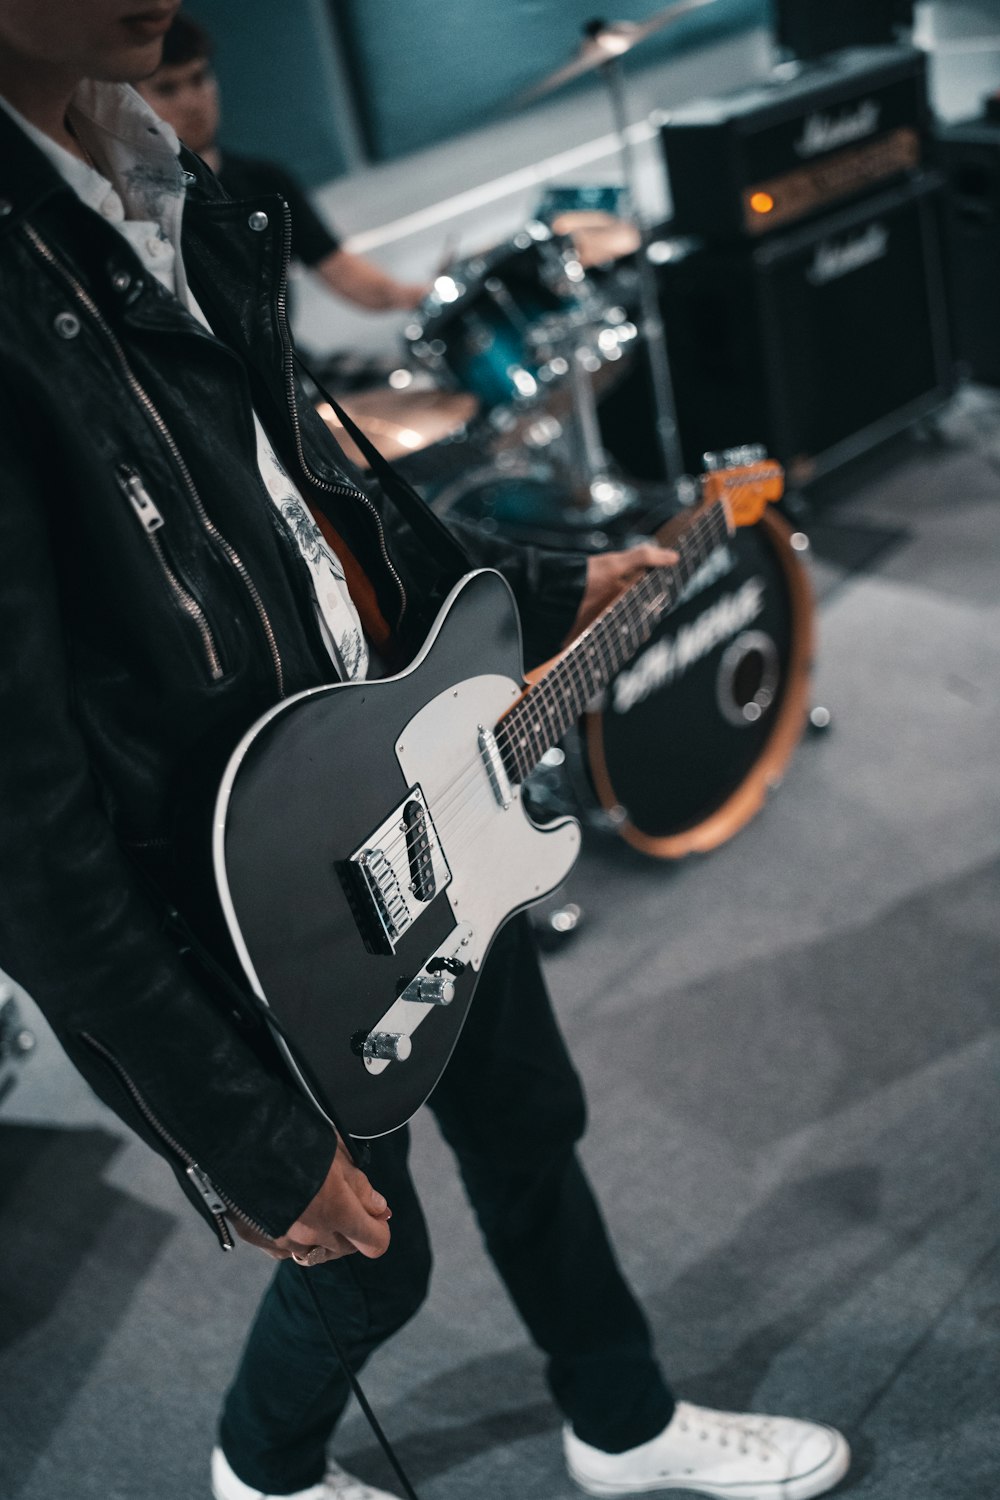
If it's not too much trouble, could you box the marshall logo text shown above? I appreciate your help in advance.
[807,223,889,287]
[794,100,881,159]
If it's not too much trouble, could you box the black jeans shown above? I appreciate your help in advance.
[219,916,674,1493]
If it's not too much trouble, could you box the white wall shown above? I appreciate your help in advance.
[915,0,1000,119]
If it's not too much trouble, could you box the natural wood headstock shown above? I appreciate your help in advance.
[700,452,785,528]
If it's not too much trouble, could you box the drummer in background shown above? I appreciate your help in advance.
[137,14,428,314]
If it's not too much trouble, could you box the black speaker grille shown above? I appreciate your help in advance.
[653,173,953,481]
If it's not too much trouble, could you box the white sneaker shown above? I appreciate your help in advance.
[211,1445,403,1500]
[564,1400,850,1498]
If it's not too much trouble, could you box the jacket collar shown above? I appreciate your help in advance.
[0,103,77,235]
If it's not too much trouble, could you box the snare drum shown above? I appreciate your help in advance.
[406,224,602,410]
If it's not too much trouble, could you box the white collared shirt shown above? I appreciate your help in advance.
[0,82,368,682]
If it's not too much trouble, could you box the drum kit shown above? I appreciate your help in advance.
[316,2,817,867]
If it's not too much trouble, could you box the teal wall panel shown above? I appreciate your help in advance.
[187,0,352,185]
[182,0,768,185]
[334,0,769,162]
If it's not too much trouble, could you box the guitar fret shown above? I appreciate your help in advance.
[496,498,736,782]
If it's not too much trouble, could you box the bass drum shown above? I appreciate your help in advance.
[581,508,814,858]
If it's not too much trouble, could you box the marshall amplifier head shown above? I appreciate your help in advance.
[660,46,930,241]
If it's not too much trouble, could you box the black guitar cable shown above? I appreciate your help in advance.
[298,1262,423,1500]
[153,905,424,1497]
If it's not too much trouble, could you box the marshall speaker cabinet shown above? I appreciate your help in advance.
[651,173,953,484]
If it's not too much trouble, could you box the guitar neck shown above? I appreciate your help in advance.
[497,497,733,783]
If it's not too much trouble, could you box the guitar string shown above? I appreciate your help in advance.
[400,507,733,875]
[393,501,729,869]
[340,532,736,909]
[359,502,730,872]
[359,503,731,878]
[489,503,720,780]
[361,560,676,878]
[497,501,726,780]
[396,508,731,875]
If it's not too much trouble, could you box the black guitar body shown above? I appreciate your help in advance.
[215,570,581,1138]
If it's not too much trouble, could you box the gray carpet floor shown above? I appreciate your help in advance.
[1,390,998,1499]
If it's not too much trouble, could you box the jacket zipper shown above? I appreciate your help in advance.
[80,1031,274,1251]
[23,225,285,697]
[274,203,408,628]
[117,467,224,680]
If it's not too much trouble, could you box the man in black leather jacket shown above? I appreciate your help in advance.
[0,37,594,1256]
[0,6,851,1500]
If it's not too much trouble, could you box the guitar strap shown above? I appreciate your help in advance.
[310,508,395,657]
[295,350,471,589]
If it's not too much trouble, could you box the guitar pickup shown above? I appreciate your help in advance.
[479,726,514,809]
[343,786,451,955]
[403,798,436,902]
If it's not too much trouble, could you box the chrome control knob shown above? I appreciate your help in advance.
[412,976,455,1006]
[0,990,34,1062]
[363,1030,412,1063]
[13,1028,35,1055]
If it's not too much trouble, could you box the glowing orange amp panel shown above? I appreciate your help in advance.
[741,126,921,235]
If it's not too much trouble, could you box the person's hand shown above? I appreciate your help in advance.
[230,1136,392,1266]
[566,541,678,643]
[393,280,432,310]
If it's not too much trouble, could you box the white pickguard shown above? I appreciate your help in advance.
[395,673,581,972]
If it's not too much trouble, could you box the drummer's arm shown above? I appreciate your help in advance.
[313,247,428,312]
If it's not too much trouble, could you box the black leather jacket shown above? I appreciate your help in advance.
[0,107,587,1246]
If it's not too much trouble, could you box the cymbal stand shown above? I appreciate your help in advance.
[597,38,686,490]
[565,331,638,519]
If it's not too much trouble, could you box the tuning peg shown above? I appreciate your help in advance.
[723,443,768,467]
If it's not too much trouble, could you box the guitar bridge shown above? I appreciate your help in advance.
[344,786,450,954]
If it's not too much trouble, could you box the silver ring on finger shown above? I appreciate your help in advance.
[293,1246,326,1267]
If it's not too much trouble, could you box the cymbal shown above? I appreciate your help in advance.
[513,0,717,109]
[550,210,642,266]
[316,387,479,468]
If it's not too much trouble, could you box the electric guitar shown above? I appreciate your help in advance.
[213,457,785,1139]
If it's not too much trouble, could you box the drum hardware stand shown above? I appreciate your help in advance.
[531,897,585,950]
[593,25,687,493]
[510,5,715,498]
[779,485,812,522]
[563,328,641,521]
